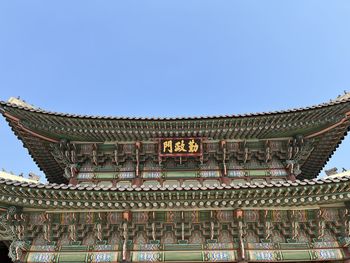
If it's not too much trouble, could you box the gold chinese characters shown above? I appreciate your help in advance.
[160,139,201,155]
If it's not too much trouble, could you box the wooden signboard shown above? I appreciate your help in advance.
[159,138,202,157]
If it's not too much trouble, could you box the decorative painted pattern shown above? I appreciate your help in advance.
[248,251,276,261]
[206,243,234,250]
[247,243,274,250]
[200,170,220,178]
[142,171,161,179]
[90,252,118,263]
[134,243,160,251]
[203,251,235,262]
[227,170,245,177]
[132,251,162,262]
[270,169,288,176]
[315,249,343,260]
[216,211,234,222]
[26,252,56,263]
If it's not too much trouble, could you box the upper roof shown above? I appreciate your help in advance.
[1,93,350,183]
[2,93,350,120]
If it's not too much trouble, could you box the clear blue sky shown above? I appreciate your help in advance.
[0,1,349,181]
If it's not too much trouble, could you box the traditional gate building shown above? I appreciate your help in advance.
[1,94,350,262]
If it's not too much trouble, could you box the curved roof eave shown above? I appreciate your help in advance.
[1,94,350,121]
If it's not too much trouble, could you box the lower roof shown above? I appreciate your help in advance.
[0,176,349,211]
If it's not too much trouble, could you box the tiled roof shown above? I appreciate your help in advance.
[1,93,350,120]
[0,176,348,192]
[0,176,349,210]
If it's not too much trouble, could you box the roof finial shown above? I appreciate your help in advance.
[8,97,35,109]
[333,91,350,102]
